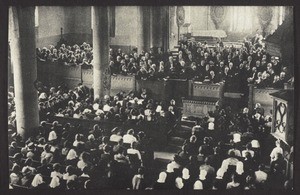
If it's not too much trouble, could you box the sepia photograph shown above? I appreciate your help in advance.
[6,4,296,191]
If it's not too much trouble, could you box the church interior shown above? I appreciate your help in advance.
[7,6,295,190]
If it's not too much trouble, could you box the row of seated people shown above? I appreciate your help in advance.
[107,40,292,90]
[36,42,93,67]
[36,40,293,90]
[148,102,293,190]
[32,83,181,130]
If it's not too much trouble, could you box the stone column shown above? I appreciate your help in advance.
[9,7,39,138]
[161,6,170,52]
[92,6,110,99]
[137,6,151,53]
[149,6,170,52]
[150,7,162,50]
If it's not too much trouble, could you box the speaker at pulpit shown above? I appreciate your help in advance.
[270,89,294,146]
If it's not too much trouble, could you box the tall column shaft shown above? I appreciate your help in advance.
[137,6,151,53]
[9,7,39,138]
[92,6,110,99]
[161,6,170,52]
[150,7,162,49]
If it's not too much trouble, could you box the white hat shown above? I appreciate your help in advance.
[31,174,44,187]
[66,149,77,160]
[157,172,167,183]
[49,176,60,188]
[182,168,190,180]
[156,105,162,113]
[251,140,260,148]
[93,103,99,111]
[103,104,111,112]
[39,93,48,100]
[175,177,184,189]
[208,122,214,130]
[199,169,207,180]
[233,133,241,143]
[193,180,203,190]
[48,131,57,141]
[166,163,174,173]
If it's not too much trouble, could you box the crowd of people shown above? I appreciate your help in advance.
[37,42,93,67]
[150,102,294,190]
[37,36,293,92]
[8,83,181,189]
[30,81,181,129]
[11,34,293,190]
[107,38,293,92]
[8,81,293,190]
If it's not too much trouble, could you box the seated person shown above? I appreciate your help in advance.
[156,61,166,79]
[136,64,149,80]
[148,64,157,80]
[186,63,200,80]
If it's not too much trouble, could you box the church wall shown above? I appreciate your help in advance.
[36,6,65,48]
[36,6,140,51]
[62,6,92,45]
[110,6,139,47]
[187,6,284,42]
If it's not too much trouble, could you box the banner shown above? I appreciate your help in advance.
[210,6,227,29]
[176,6,185,27]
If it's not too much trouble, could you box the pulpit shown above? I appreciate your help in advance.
[269,89,294,146]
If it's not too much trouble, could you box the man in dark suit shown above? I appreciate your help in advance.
[165,56,179,78]
[165,106,177,134]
